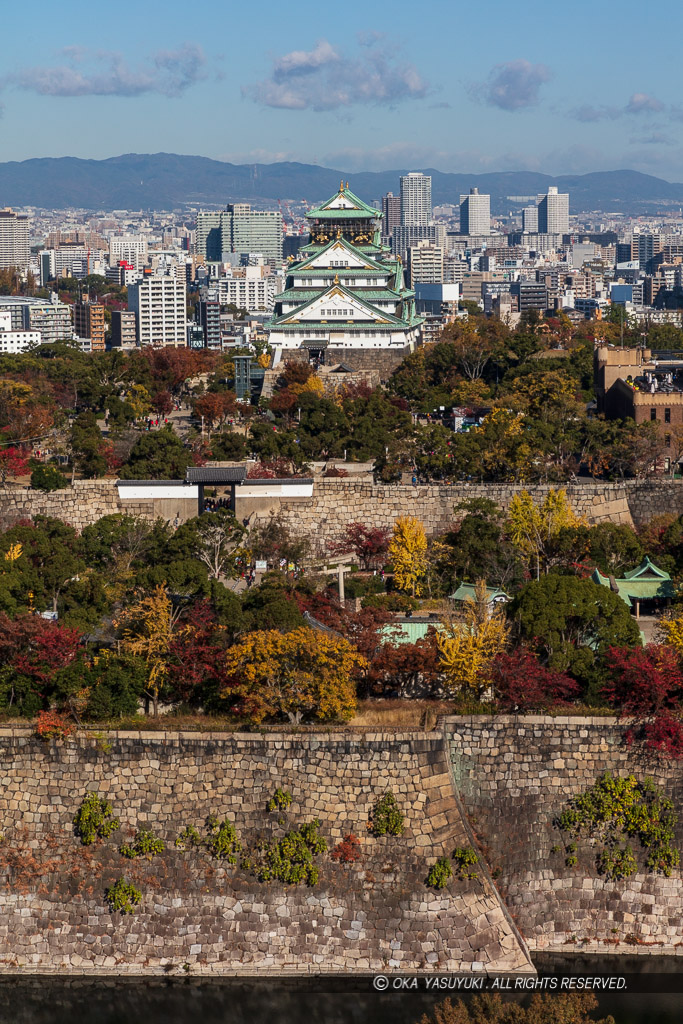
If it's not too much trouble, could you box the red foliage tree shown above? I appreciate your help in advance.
[247,458,298,479]
[603,644,683,758]
[0,445,29,484]
[490,649,581,711]
[12,618,83,686]
[151,390,173,418]
[331,834,361,863]
[329,522,390,570]
[166,601,229,705]
[367,631,441,698]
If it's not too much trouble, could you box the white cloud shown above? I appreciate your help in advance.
[243,37,428,111]
[2,44,206,98]
[471,60,551,111]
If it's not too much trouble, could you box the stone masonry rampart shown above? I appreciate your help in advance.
[0,728,531,976]
[445,716,683,956]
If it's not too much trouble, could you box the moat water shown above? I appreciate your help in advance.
[0,957,680,1024]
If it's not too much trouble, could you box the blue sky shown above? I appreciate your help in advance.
[2,0,683,179]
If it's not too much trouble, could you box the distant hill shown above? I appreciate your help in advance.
[1,153,683,214]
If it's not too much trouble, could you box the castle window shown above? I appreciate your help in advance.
[651,408,657,421]
[665,408,671,423]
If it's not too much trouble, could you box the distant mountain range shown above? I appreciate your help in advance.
[2,153,683,214]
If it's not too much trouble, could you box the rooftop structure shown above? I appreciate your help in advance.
[591,557,673,617]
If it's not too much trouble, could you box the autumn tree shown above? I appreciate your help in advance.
[507,488,583,579]
[389,516,428,596]
[603,644,683,758]
[490,649,580,712]
[436,580,509,699]
[194,391,237,433]
[330,522,390,570]
[221,626,364,724]
[0,446,29,486]
[117,584,182,716]
[417,991,614,1024]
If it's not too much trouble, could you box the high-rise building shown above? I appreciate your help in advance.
[408,242,444,285]
[459,188,490,236]
[381,192,401,238]
[196,300,221,349]
[537,186,569,235]
[196,206,283,263]
[111,310,138,348]
[400,173,432,227]
[0,209,29,270]
[522,206,538,233]
[74,301,106,352]
[128,275,187,348]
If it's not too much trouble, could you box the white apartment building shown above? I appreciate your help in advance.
[0,309,41,353]
[400,172,432,227]
[0,209,30,270]
[459,188,490,236]
[408,242,444,285]
[0,296,73,344]
[127,275,187,348]
[217,269,283,314]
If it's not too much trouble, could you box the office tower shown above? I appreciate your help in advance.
[522,206,538,232]
[381,192,401,237]
[196,300,221,349]
[400,172,432,226]
[0,208,30,270]
[459,188,490,236]
[537,186,569,234]
[196,206,283,263]
[74,301,106,352]
[111,310,138,348]
[632,233,662,268]
[127,275,187,348]
[109,235,148,271]
[408,242,444,285]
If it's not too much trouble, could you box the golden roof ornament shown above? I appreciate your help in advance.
[340,179,344,191]
[334,273,340,284]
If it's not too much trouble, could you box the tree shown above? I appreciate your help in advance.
[510,575,642,687]
[389,516,428,596]
[329,522,390,570]
[151,390,173,418]
[119,427,194,480]
[586,521,643,576]
[69,411,106,480]
[417,992,614,1024]
[0,613,82,717]
[603,644,683,758]
[241,575,305,632]
[490,648,580,711]
[436,581,509,699]
[193,508,245,580]
[167,600,232,710]
[0,446,29,486]
[221,626,364,723]
[248,515,310,567]
[507,488,583,579]
[116,584,183,716]
[30,464,68,492]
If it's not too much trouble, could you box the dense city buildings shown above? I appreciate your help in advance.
[537,186,570,235]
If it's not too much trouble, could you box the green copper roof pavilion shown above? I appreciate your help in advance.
[591,556,674,611]
[266,183,423,363]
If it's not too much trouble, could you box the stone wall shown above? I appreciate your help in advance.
[0,482,151,532]
[0,729,531,975]
[445,716,683,955]
[273,480,638,553]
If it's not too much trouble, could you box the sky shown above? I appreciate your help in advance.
[3,0,683,180]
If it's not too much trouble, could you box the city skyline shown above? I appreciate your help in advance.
[2,0,683,180]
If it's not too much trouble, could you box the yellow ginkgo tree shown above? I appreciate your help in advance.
[117,584,182,716]
[389,516,428,597]
[506,488,583,579]
[437,580,509,700]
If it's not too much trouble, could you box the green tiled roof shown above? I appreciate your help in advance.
[289,267,393,278]
[591,559,674,605]
[275,288,401,303]
[379,621,443,645]
[293,234,388,273]
[264,318,423,332]
[268,282,414,328]
[450,583,509,603]
[307,187,380,220]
